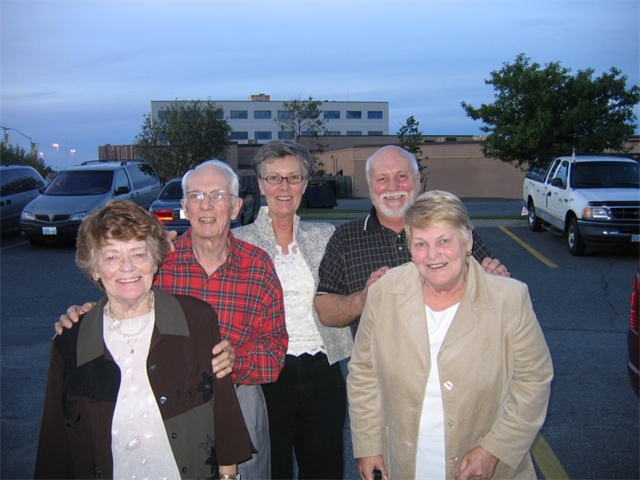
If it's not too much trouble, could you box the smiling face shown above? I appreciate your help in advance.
[94,238,156,310]
[181,164,242,242]
[409,224,471,293]
[368,149,419,223]
[258,155,307,220]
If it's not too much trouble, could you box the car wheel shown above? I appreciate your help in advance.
[28,237,46,247]
[528,200,542,232]
[567,217,586,256]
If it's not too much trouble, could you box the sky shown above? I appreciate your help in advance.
[2,0,639,170]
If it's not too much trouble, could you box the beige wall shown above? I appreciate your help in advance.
[316,138,640,199]
[317,142,526,199]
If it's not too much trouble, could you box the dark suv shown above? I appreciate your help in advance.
[20,160,161,245]
[1,165,46,231]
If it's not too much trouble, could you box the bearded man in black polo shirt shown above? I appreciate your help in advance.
[314,145,509,332]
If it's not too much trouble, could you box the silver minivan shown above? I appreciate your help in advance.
[20,160,161,245]
[1,165,46,231]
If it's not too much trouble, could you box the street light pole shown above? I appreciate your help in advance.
[0,125,39,156]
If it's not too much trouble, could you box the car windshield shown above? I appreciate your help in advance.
[44,171,113,196]
[571,161,640,189]
[159,181,183,200]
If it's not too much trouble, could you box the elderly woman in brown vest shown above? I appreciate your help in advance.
[35,200,252,479]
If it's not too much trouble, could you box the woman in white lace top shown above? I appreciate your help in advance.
[233,140,352,479]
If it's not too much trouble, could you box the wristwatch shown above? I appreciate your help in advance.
[219,474,241,480]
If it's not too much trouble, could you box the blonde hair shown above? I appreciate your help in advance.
[404,190,473,247]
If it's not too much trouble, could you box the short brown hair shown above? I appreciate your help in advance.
[404,190,473,247]
[76,200,169,290]
[252,140,313,179]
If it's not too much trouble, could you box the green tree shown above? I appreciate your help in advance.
[461,53,640,169]
[275,95,328,174]
[397,116,428,175]
[0,143,51,178]
[135,100,231,180]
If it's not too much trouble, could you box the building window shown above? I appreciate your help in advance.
[254,131,272,141]
[230,110,248,119]
[347,131,362,136]
[231,131,249,141]
[324,110,340,119]
[368,131,383,136]
[324,131,341,136]
[301,131,314,137]
[277,111,293,119]
[368,111,383,119]
[346,111,362,119]
[278,131,295,140]
[254,110,271,119]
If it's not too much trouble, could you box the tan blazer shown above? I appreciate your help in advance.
[348,258,553,479]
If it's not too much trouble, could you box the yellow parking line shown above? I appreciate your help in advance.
[499,226,559,268]
[532,434,569,479]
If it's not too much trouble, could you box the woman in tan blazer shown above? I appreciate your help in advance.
[348,190,553,480]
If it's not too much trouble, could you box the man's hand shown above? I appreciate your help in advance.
[357,455,388,480]
[454,446,499,480]
[212,340,235,379]
[481,257,510,277]
[166,230,179,254]
[357,266,390,308]
[54,302,96,335]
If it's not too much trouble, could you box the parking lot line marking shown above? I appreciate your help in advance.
[499,226,559,268]
[532,434,569,479]
[0,241,28,251]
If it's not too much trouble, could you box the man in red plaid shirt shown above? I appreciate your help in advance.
[58,160,287,480]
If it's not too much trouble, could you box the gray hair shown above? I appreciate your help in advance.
[252,140,313,179]
[365,145,419,185]
[182,159,240,196]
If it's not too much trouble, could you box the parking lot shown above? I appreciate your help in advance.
[1,206,638,479]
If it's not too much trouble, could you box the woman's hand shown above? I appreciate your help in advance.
[212,340,235,379]
[454,445,498,480]
[54,302,96,335]
[357,455,388,480]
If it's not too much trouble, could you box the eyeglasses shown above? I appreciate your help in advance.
[261,174,306,185]
[184,190,237,204]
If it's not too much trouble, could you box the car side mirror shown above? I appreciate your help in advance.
[550,177,564,188]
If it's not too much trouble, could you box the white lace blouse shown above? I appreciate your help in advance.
[274,242,326,356]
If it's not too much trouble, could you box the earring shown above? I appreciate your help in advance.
[93,275,100,281]
[466,251,472,257]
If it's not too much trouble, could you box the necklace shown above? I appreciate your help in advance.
[107,294,155,354]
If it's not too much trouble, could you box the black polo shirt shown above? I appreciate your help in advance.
[317,207,493,327]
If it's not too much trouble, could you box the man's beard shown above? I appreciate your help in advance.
[372,189,417,218]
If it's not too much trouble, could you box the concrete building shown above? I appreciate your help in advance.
[150,94,389,144]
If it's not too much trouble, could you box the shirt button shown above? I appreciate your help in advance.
[398,246,403,250]
[171,432,177,439]
[450,456,459,462]
[159,396,167,404]
[149,364,157,371]
[182,467,188,473]
[448,421,454,427]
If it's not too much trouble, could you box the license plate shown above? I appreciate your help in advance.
[42,227,57,235]
[632,234,640,242]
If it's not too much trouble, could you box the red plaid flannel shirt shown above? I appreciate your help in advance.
[155,230,288,385]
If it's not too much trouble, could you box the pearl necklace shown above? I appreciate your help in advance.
[107,294,155,354]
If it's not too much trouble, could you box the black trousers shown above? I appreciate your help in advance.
[261,352,346,480]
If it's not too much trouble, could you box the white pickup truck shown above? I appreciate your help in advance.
[522,154,640,255]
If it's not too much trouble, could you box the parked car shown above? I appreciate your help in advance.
[149,177,255,234]
[0,165,46,231]
[19,160,161,246]
[628,262,639,396]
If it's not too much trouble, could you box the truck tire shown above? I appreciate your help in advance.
[567,217,586,256]
[528,200,542,232]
